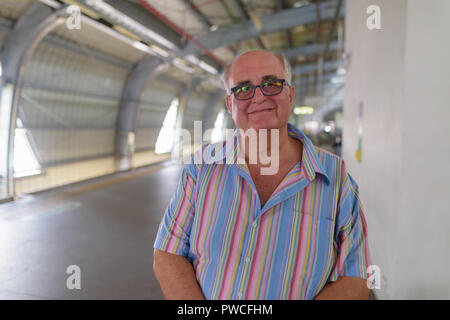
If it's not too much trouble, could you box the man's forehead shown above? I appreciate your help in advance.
[229,51,285,83]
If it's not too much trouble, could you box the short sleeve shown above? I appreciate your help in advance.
[327,167,371,282]
[153,162,198,258]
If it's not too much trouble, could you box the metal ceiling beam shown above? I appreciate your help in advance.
[43,34,135,70]
[179,0,213,28]
[0,3,71,198]
[115,55,171,171]
[79,0,183,50]
[292,60,339,76]
[323,0,344,56]
[227,0,266,50]
[179,76,202,132]
[202,89,224,131]
[281,0,294,49]
[137,0,226,67]
[227,0,247,21]
[179,0,345,57]
[282,41,338,60]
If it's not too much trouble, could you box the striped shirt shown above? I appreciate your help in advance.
[154,123,370,300]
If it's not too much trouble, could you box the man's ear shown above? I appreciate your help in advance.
[289,84,295,107]
[225,95,232,113]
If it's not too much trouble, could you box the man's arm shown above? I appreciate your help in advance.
[314,276,370,300]
[153,249,205,300]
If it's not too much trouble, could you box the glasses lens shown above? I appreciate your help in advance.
[235,85,253,99]
[261,79,283,95]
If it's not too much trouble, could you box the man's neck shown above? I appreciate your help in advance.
[239,125,297,167]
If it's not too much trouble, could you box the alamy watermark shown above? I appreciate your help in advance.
[366,5,381,30]
[66,5,81,30]
[171,121,280,175]
[366,265,381,289]
[66,265,81,290]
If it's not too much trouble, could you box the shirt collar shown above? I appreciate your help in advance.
[218,123,329,182]
[285,123,329,182]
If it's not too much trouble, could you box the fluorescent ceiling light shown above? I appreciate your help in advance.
[39,0,61,9]
[304,120,319,132]
[337,67,346,75]
[85,0,177,50]
[185,55,200,65]
[198,61,218,75]
[150,45,170,57]
[331,76,345,84]
[186,55,218,75]
[131,41,153,54]
[173,58,195,74]
[82,16,134,45]
[293,1,310,8]
[294,106,314,115]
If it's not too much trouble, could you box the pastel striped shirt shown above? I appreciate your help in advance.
[154,123,370,300]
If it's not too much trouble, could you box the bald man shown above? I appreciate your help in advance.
[153,50,371,300]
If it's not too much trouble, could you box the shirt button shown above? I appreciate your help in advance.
[237,292,243,298]
[245,257,251,263]
[252,221,258,228]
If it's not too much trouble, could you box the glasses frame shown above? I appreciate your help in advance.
[230,79,287,101]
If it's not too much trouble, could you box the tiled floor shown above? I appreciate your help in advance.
[0,162,376,300]
[0,162,182,299]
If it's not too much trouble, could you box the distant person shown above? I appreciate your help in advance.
[153,50,370,300]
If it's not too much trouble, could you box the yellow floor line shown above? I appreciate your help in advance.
[61,164,167,198]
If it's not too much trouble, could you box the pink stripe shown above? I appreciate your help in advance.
[197,167,223,281]
[244,216,266,299]
[259,207,280,298]
[288,192,310,299]
[217,182,249,299]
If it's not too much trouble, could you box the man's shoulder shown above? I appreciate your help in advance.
[314,146,341,161]
[312,145,345,180]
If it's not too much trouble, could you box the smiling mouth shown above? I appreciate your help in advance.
[247,107,276,114]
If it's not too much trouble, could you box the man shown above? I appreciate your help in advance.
[153,50,371,300]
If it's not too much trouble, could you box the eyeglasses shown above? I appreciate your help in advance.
[230,79,287,100]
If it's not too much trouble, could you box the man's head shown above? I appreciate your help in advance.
[223,50,295,131]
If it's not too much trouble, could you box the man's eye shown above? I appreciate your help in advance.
[264,80,281,87]
[237,86,250,93]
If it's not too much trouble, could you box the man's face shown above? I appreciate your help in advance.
[225,51,295,132]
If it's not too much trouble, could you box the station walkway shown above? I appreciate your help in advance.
[0,162,182,299]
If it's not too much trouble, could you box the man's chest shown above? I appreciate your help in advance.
[249,172,287,207]
[248,162,299,207]
[190,167,337,299]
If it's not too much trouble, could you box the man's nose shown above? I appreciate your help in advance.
[252,86,266,103]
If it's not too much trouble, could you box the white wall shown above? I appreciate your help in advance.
[343,0,450,299]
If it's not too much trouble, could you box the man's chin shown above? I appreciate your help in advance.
[242,124,282,132]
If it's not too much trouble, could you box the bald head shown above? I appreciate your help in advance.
[221,50,292,94]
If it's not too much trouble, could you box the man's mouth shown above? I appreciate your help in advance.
[247,107,276,114]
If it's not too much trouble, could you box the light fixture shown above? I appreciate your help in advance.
[294,106,314,115]
[293,1,310,8]
[132,41,153,53]
[85,0,177,50]
[150,44,170,57]
[331,76,345,84]
[173,58,195,74]
[185,55,218,75]
[198,61,218,75]
[337,67,346,75]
